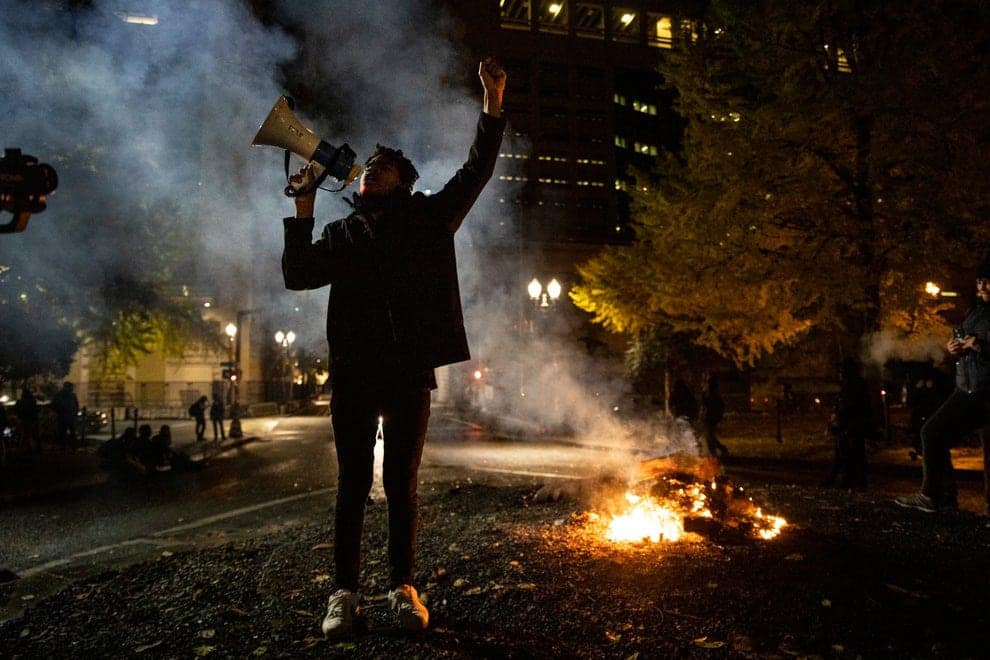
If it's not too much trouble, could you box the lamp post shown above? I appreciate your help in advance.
[274,329,296,404]
[225,322,243,438]
[527,277,562,309]
[224,323,237,405]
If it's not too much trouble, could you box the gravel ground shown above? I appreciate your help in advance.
[2,470,989,659]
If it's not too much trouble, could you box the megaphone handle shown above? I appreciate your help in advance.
[284,158,329,197]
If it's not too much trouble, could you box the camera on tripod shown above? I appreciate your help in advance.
[0,148,58,234]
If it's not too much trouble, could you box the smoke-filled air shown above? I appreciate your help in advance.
[0,0,696,469]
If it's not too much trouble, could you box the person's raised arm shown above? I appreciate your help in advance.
[281,164,351,290]
[479,57,506,118]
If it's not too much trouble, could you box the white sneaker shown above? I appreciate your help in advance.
[388,584,429,631]
[321,588,360,638]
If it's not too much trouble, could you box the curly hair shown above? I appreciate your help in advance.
[365,145,419,192]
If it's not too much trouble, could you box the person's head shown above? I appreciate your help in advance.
[121,427,136,439]
[138,424,152,439]
[62,382,73,391]
[198,395,208,404]
[976,256,990,303]
[359,145,418,196]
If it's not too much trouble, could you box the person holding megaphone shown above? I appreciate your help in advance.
[281,58,506,638]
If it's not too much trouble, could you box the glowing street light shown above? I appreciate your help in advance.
[528,277,564,308]
[549,3,562,17]
[620,12,635,25]
[925,281,941,297]
[274,330,296,404]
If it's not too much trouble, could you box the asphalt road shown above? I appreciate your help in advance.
[0,412,632,622]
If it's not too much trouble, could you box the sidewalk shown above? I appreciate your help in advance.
[0,420,258,504]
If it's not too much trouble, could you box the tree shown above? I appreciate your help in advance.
[572,0,988,368]
[0,266,78,387]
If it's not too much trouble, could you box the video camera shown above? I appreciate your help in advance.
[0,148,58,233]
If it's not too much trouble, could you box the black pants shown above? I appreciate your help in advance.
[211,418,225,441]
[921,388,990,504]
[330,386,430,591]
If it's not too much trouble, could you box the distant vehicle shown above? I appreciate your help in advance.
[78,409,108,433]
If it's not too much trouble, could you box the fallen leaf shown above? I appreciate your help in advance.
[20,595,34,601]
[453,578,468,588]
[731,634,754,652]
[161,550,173,558]
[312,574,331,584]
[134,640,163,653]
[19,628,30,638]
[290,609,314,618]
[199,629,216,639]
[310,543,333,551]
[832,644,845,653]
[464,587,483,596]
[821,598,832,607]
[785,553,804,561]
[223,606,251,619]
[605,631,621,642]
[509,560,521,568]
[301,635,325,649]
[694,639,726,649]
[625,653,640,660]
[251,646,268,656]
[193,646,215,657]
[706,582,718,589]
[517,583,536,590]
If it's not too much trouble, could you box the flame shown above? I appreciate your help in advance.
[599,480,787,544]
[606,492,684,543]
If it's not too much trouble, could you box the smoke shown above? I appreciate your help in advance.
[864,330,948,368]
[0,0,296,325]
[0,0,692,467]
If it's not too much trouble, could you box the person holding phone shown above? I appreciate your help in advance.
[896,260,990,514]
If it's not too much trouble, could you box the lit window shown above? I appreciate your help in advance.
[501,0,531,30]
[614,135,628,148]
[647,13,673,48]
[538,0,568,34]
[574,2,604,39]
[614,93,627,105]
[611,8,639,42]
[836,48,852,73]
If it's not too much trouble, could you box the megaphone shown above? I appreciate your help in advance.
[252,96,362,196]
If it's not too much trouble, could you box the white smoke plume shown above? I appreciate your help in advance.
[0,0,695,469]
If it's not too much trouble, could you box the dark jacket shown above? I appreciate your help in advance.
[282,112,506,383]
[955,301,990,394]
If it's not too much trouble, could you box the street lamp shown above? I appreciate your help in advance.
[224,322,244,438]
[274,330,296,404]
[528,277,563,308]
[224,323,237,405]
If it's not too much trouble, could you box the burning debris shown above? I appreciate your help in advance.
[590,474,787,545]
[536,454,787,545]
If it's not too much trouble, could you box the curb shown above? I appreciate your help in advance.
[0,436,263,505]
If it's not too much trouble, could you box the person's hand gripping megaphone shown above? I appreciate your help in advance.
[290,163,317,218]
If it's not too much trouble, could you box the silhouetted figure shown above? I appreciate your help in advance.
[281,59,507,637]
[701,374,729,458]
[50,381,80,450]
[824,358,871,489]
[669,378,699,421]
[13,388,40,453]
[209,397,225,442]
[99,427,145,477]
[189,395,208,442]
[897,260,990,513]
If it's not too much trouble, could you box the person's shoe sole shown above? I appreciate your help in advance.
[894,498,936,513]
